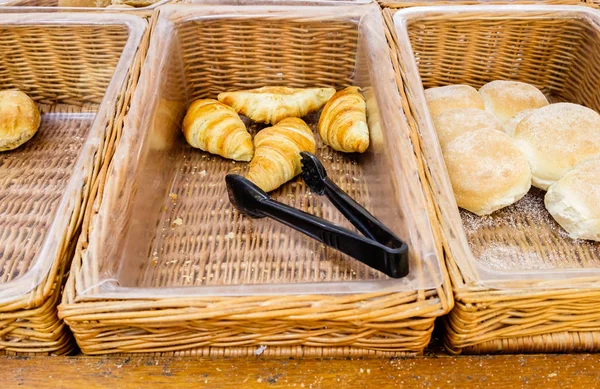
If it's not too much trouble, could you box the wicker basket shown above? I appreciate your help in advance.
[58,3,453,357]
[0,0,168,12]
[378,0,596,10]
[383,5,600,354]
[0,13,148,355]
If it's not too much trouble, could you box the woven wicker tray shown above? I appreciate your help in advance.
[384,5,600,353]
[0,13,148,355]
[59,3,452,357]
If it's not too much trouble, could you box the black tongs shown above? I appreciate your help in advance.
[225,152,409,278]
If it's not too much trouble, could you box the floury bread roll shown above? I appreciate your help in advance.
[0,90,41,152]
[514,103,600,190]
[503,108,536,137]
[444,129,532,216]
[424,84,484,118]
[479,80,549,123]
[433,108,502,148]
[545,159,600,241]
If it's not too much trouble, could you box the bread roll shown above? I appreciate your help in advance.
[318,86,369,153]
[433,108,502,148]
[0,90,40,152]
[514,103,600,190]
[424,84,484,119]
[218,86,335,125]
[479,80,548,123]
[444,129,532,216]
[182,99,253,161]
[545,158,600,241]
[246,117,316,192]
[502,108,535,137]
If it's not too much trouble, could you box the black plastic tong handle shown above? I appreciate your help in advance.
[225,157,409,278]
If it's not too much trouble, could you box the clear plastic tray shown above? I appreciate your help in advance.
[0,13,146,304]
[394,5,600,289]
[76,3,444,299]
[0,0,169,11]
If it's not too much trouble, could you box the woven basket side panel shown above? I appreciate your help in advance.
[378,0,587,8]
[0,25,129,105]
[178,18,358,99]
[67,314,435,355]
[445,294,600,354]
[407,17,587,97]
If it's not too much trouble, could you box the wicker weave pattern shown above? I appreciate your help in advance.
[378,0,594,9]
[383,6,600,354]
[59,5,452,356]
[0,18,148,354]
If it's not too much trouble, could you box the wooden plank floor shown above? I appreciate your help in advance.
[3,354,600,388]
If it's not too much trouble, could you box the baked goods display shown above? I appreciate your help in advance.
[246,117,316,192]
[427,80,600,242]
[424,84,485,118]
[181,86,371,192]
[443,129,532,216]
[545,158,600,241]
[218,86,335,125]
[514,102,600,190]
[318,86,369,153]
[182,99,254,161]
[0,90,41,152]
[479,80,549,123]
[433,108,502,148]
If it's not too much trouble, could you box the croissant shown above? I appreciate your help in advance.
[182,99,253,161]
[246,117,316,192]
[218,86,336,125]
[318,86,369,153]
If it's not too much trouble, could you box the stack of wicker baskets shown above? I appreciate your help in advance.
[57,2,453,357]
[383,4,600,354]
[0,12,149,355]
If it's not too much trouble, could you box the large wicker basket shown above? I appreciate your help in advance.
[378,0,596,10]
[0,13,148,355]
[383,5,600,354]
[58,3,453,357]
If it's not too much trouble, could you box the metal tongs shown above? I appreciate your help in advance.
[225,152,409,278]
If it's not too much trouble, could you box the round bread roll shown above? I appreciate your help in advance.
[433,108,502,148]
[0,90,40,152]
[545,159,600,241]
[444,129,532,216]
[514,103,600,190]
[502,108,535,137]
[479,80,548,123]
[424,84,484,119]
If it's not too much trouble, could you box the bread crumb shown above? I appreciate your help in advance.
[169,193,177,200]
[199,170,207,177]
[172,217,183,226]
[225,232,235,239]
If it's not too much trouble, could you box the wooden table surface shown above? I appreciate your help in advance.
[3,353,599,388]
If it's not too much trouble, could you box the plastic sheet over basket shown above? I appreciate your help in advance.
[393,5,600,289]
[75,3,444,299]
[0,13,146,304]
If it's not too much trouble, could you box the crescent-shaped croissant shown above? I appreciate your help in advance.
[182,99,253,161]
[246,117,316,192]
[318,86,370,153]
[218,86,336,125]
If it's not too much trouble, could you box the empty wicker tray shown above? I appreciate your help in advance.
[385,5,600,353]
[0,13,147,355]
[59,2,452,357]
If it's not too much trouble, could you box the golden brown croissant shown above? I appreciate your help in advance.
[218,86,335,125]
[182,99,253,161]
[318,86,369,153]
[246,117,316,192]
